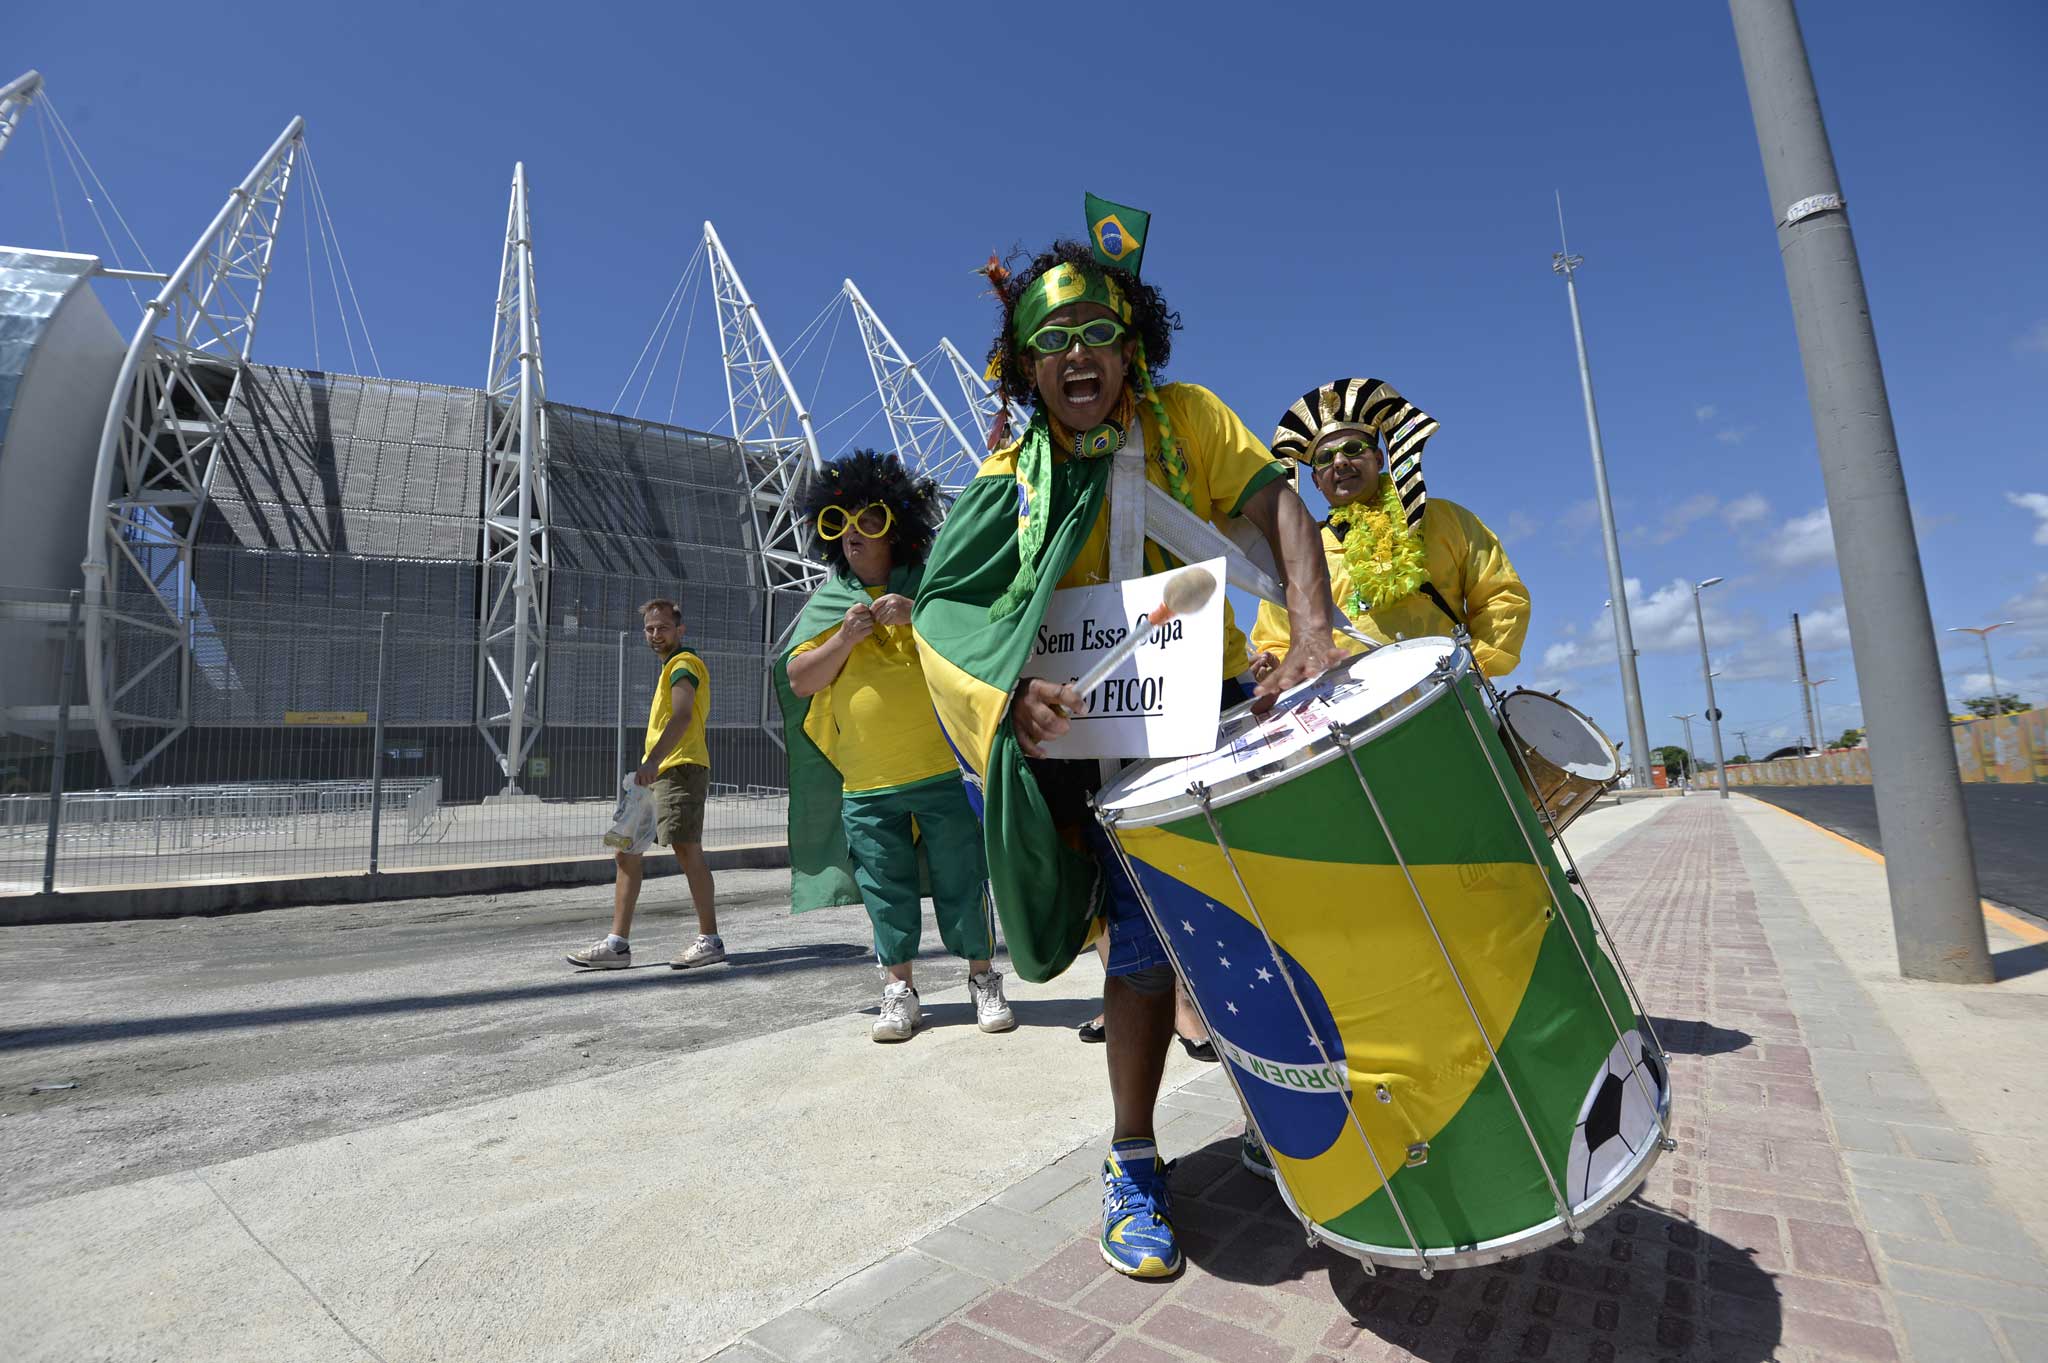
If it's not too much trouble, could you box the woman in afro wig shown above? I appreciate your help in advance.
[777,449,1011,1044]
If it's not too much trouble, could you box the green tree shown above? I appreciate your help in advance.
[1652,744,1692,778]
[1728,754,1751,764]
[1962,694,2027,718]
[1835,728,1864,749]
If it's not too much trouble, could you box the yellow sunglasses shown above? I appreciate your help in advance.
[816,501,895,541]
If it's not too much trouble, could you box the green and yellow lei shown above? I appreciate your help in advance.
[1327,475,1427,616]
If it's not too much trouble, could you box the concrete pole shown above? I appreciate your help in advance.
[1674,714,1698,790]
[41,591,81,895]
[369,612,389,875]
[1693,580,1731,797]
[1555,214,1653,790]
[1730,0,1989,982]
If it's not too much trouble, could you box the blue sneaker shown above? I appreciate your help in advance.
[1099,1138,1181,1279]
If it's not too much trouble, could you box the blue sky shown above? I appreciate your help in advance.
[8,0,2045,758]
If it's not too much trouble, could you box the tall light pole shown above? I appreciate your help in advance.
[1734,730,1753,761]
[1673,713,1699,791]
[1556,198,1652,791]
[1730,0,1988,983]
[1808,677,1833,747]
[1692,577,1731,797]
[1947,622,2016,714]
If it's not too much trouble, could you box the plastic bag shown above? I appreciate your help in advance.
[602,773,657,854]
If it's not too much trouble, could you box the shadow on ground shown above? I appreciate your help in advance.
[1648,1015,1755,1056]
[1992,941,2048,983]
[860,997,1100,1034]
[1170,1135,1782,1361]
[0,942,874,1051]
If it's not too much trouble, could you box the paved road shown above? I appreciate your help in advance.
[0,869,1037,1211]
[1740,783,2048,919]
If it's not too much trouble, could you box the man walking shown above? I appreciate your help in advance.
[568,599,725,970]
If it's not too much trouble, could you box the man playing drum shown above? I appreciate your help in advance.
[1249,378,1528,683]
[912,201,1346,1278]
[1238,377,1528,1181]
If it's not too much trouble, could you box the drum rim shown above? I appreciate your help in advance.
[1094,640,1473,829]
[1296,1085,1672,1271]
[1499,687,1622,774]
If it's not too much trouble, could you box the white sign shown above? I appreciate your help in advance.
[1017,557,1226,760]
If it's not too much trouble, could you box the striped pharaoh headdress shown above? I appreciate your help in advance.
[1271,378,1438,530]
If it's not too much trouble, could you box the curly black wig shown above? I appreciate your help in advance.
[799,449,942,573]
[982,239,1181,419]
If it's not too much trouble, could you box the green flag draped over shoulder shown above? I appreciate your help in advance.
[909,438,1115,982]
[773,563,930,912]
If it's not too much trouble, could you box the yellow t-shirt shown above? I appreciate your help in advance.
[1014,382,1289,674]
[1248,498,1530,678]
[791,586,957,794]
[645,649,711,773]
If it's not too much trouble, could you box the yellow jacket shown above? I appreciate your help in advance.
[1249,498,1529,678]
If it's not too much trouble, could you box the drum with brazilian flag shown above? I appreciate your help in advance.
[1094,639,1672,1268]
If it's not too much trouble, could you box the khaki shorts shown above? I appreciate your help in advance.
[652,764,709,847]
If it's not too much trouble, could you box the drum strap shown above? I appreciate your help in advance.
[1418,581,1465,630]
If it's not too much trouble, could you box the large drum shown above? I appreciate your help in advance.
[1093,639,1670,1274]
[1497,689,1622,836]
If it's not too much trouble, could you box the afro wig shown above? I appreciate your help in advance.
[799,449,943,574]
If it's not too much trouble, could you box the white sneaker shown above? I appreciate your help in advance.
[969,969,1016,1033]
[567,938,630,970]
[872,980,920,1043]
[671,934,726,970]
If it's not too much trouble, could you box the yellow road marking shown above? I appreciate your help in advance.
[1751,798,2048,946]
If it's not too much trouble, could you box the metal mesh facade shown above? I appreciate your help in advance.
[108,366,777,732]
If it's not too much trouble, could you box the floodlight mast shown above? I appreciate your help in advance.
[0,70,43,161]
[842,281,979,495]
[939,336,1030,450]
[703,221,828,748]
[477,162,552,794]
[81,116,306,785]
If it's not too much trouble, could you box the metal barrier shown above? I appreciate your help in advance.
[1,589,792,895]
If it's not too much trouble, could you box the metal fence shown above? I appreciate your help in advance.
[0,589,790,895]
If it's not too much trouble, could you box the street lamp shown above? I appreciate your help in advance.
[1947,621,2016,716]
[1809,677,1834,747]
[1672,712,1698,792]
[1692,577,1730,799]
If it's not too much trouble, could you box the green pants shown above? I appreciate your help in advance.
[841,775,992,967]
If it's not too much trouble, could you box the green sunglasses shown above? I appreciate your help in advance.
[1310,437,1381,471]
[1022,318,1128,355]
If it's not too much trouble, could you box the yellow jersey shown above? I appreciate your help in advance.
[645,649,711,773]
[978,382,1289,675]
[791,586,957,794]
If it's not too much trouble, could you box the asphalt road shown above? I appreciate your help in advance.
[0,869,1041,1212]
[1740,783,2048,920]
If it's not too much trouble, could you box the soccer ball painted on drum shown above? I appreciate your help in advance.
[1567,1028,1668,1207]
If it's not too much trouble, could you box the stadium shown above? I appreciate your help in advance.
[0,75,1005,896]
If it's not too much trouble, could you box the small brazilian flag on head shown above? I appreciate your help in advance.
[1086,192,1149,278]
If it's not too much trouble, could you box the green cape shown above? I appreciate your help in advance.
[909,448,1115,982]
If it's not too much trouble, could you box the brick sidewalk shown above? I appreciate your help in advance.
[710,801,2047,1363]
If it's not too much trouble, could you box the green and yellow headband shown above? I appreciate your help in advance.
[1011,263,1132,345]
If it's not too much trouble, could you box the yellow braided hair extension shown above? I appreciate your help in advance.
[1133,339,1196,514]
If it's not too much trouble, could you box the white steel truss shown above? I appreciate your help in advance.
[939,335,1030,450]
[703,221,826,747]
[842,281,978,494]
[81,117,305,785]
[476,163,551,791]
[0,70,42,162]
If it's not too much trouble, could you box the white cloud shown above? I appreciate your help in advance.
[1694,404,1717,423]
[1790,605,1851,654]
[1534,577,1754,674]
[1556,499,1603,539]
[2017,321,2048,356]
[2008,491,2048,546]
[1714,426,1755,446]
[1644,493,1721,545]
[1764,506,1835,570]
[1503,509,1544,543]
[1723,493,1770,529]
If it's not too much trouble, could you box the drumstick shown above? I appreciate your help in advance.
[1069,567,1217,702]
